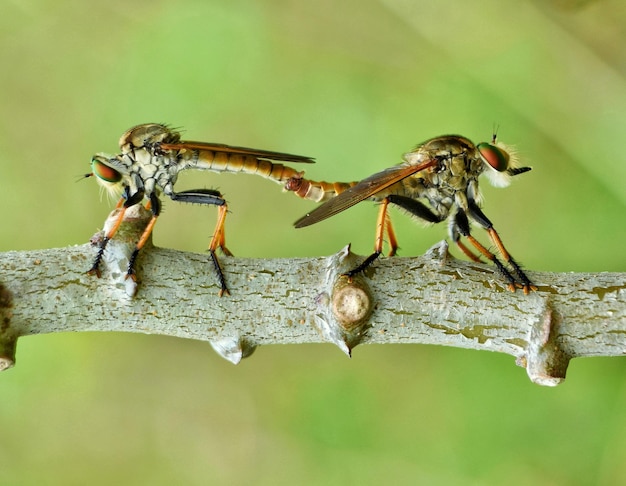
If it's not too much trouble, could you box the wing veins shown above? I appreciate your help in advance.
[295,159,438,228]
[159,141,314,163]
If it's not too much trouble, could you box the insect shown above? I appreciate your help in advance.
[86,123,314,296]
[285,134,536,293]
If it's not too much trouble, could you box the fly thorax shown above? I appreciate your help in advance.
[160,181,174,197]
[469,156,485,177]
[454,191,470,211]
[424,183,453,209]
[156,169,177,190]
[141,178,158,197]
[446,175,467,190]
[401,175,426,197]
[433,165,466,192]
[449,156,466,177]
[119,123,180,154]
[427,191,453,216]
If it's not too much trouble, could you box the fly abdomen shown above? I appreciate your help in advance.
[284,177,357,203]
[192,150,306,184]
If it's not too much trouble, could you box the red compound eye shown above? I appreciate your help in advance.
[91,157,122,183]
[477,143,509,172]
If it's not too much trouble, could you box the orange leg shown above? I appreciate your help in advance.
[123,215,159,281]
[123,194,162,281]
[464,201,535,293]
[91,187,158,281]
[168,188,230,295]
[374,198,390,254]
[464,235,518,292]
[208,204,232,256]
[455,240,483,263]
[345,198,391,278]
[487,228,511,261]
[88,205,129,277]
[105,204,130,240]
[207,204,231,297]
[465,235,498,261]
[385,212,399,257]
[486,228,536,294]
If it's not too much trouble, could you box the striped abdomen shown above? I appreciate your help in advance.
[188,148,312,185]
[284,176,358,203]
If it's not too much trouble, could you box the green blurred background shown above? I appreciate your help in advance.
[1,0,625,484]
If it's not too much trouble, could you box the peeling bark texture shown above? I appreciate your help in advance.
[0,207,624,386]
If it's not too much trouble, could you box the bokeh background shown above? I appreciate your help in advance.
[1,0,625,484]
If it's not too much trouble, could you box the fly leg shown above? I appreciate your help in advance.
[388,194,485,263]
[386,195,523,290]
[170,189,230,296]
[388,195,446,224]
[451,210,517,291]
[209,204,232,257]
[387,193,448,251]
[344,197,395,278]
[384,209,399,257]
[88,186,144,277]
[389,193,479,260]
[208,204,231,297]
[126,192,161,281]
[345,195,429,277]
[448,218,485,264]
[467,201,535,293]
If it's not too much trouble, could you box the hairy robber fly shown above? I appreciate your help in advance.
[286,134,535,293]
[86,123,314,296]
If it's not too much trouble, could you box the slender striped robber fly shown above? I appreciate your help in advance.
[286,134,536,293]
[86,123,314,296]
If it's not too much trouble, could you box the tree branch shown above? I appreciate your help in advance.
[1,206,624,386]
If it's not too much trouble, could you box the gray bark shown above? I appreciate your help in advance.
[0,206,624,386]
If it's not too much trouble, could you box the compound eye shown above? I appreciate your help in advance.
[477,143,509,172]
[91,157,122,183]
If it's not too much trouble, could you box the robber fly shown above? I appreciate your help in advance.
[286,134,536,293]
[86,123,314,296]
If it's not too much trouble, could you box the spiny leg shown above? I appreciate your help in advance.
[385,195,516,288]
[455,240,484,263]
[453,209,518,292]
[465,235,518,292]
[449,217,484,263]
[383,195,516,288]
[126,193,161,281]
[467,201,535,293]
[485,227,535,294]
[208,204,231,297]
[209,204,232,257]
[170,189,230,296]
[344,197,392,278]
[88,189,144,277]
[88,205,127,277]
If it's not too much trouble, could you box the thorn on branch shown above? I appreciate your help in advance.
[210,336,257,364]
[1,213,622,386]
[0,337,15,372]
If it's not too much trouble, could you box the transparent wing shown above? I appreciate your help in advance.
[159,141,315,164]
[294,159,438,228]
